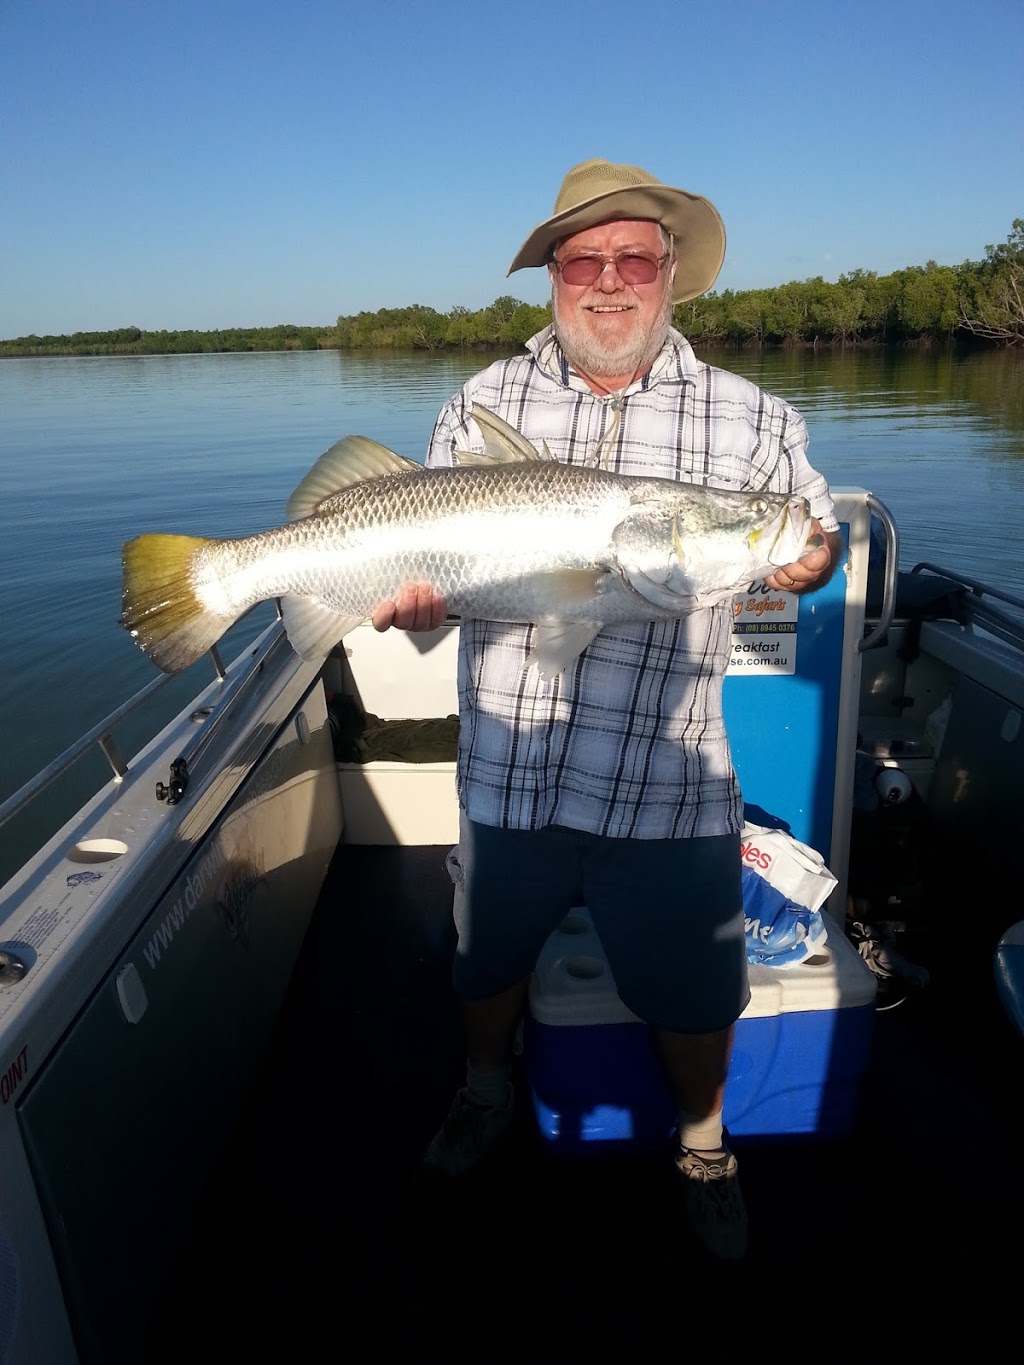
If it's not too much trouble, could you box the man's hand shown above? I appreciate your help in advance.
[371,582,448,632]
[762,521,840,595]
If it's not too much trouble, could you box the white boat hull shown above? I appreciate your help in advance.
[0,629,342,1364]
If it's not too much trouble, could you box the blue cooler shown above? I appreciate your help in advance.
[524,906,877,1154]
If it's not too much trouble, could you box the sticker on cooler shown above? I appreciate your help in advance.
[728,586,798,675]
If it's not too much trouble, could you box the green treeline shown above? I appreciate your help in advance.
[4,220,1022,357]
[2,322,330,357]
[679,219,1024,347]
[330,297,552,350]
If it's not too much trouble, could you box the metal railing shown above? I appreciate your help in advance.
[0,616,287,835]
[860,494,899,652]
[910,562,1024,654]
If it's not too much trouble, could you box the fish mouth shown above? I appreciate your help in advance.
[764,496,812,566]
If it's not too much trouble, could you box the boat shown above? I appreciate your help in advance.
[1,484,1022,1363]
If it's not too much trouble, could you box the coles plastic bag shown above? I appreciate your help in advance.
[740,822,838,967]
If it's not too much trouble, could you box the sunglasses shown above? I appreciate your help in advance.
[550,250,670,287]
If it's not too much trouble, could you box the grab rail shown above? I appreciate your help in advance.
[859,494,899,652]
[910,562,1024,611]
[910,562,1024,654]
[0,614,287,834]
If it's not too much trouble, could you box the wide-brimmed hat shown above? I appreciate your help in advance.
[507,158,726,303]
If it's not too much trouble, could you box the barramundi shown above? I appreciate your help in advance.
[120,405,813,679]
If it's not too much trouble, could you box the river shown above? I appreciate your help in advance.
[2,343,1022,882]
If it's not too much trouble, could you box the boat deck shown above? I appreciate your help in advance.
[143,841,1024,1361]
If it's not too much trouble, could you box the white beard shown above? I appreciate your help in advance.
[552,284,673,382]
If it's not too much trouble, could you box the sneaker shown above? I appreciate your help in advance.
[675,1145,748,1260]
[421,1086,515,1176]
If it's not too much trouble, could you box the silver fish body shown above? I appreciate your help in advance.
[121,406,812,677]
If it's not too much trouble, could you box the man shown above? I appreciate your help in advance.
[372,159,840,1260]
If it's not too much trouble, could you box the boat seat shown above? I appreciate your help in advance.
[994,920,1024,1041]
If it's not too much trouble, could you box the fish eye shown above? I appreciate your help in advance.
[751,497,769,514]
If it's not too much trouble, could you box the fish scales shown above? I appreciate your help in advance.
[121,405,812,677]
[204,462,635,622]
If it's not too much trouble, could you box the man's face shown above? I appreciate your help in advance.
[549,218,676,382]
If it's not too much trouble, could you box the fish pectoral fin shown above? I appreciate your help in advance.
[496,566,609,611]
[528,622,604,679]
[280,597,365,661]
[468,405,545,463]
[286,436,421,521]
[538,567,610,601]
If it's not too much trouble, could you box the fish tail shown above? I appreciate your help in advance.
[120,533,237,673]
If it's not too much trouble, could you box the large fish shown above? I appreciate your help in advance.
[120,405,812,679]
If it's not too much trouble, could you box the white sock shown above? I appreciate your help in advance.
[678,1110,725,1153]
[466,1061,512,1109]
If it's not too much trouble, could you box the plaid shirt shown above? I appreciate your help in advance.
[426,326,837,840]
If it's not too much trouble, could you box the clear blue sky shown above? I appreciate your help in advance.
[1,0,1021,338]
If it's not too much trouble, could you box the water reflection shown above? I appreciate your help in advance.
[709,344,1024,434]
[693,346,1024,593]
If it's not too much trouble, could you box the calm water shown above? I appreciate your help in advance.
[2,345,1023,880]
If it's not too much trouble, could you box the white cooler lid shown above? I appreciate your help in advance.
[528,908,876,1027]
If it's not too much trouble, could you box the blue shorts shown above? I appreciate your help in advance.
[449,815,749,1034]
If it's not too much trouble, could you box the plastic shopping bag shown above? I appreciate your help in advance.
[740,822,838,967]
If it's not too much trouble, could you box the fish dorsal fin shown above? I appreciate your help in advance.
[286,436,422,521]
[467,406,555,464]
[451,448,504,468]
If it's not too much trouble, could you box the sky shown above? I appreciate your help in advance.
[1,0,1022,339]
